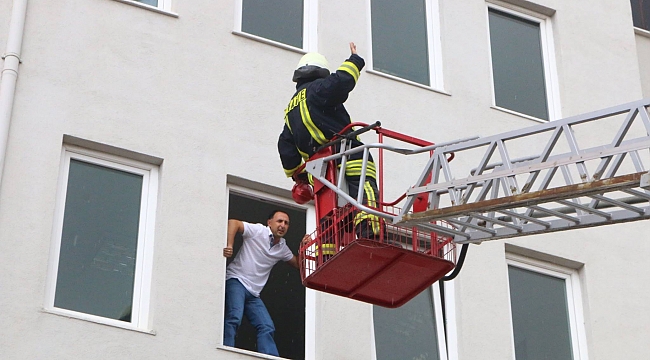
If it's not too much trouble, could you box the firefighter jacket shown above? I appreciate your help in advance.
[278,54,376,181]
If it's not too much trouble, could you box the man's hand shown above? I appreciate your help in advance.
[349,42,357,55]
[223,246,234,258]
[302,234,312,245]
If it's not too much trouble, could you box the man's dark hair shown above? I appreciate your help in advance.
[267,209,288,220]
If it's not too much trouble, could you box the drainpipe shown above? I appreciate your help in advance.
[0,0,28,190]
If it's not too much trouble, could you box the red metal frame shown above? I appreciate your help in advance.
[297,123,458,307]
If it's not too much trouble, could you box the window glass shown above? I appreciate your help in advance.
[371,0,430,85]
[373,288,440,360]
[135,0,158,6]
[241,0,304,48]
[489,9,549,120]
[226,193,306,359]
[631,0,650,31]
[54,159,143,322]
[508,265,573,359]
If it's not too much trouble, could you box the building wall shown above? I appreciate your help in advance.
[636,33,650,98]
[1,0,649,359]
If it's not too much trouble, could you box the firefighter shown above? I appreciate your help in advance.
[277,42,381,247]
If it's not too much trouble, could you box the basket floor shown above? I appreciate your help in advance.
[302,240,455,308]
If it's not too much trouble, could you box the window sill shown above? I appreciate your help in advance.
[41,308,156,335]
[366,69,450,96]
[634,27,650,39]
[217,345,289,360]
[232,31,305,55]
[490,105,550,123]
[112,0,179,18]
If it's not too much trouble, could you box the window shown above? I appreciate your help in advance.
[224,190,314,359]
[121,0,172,12]
[631,0,650,32]
[369,0,444,89]
[506,255,588,360]
[45,146,158,331]
[373,284,449,360]
[487,5,559,121]
[234,0,316,51]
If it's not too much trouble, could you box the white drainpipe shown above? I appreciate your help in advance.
[0,0,28,189]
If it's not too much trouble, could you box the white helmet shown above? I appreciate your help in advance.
[293,53,330,82]
[296,52,329,71]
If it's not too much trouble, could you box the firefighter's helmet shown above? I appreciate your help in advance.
[293,53,330,82]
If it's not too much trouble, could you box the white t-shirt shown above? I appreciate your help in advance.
[225,222,294,297]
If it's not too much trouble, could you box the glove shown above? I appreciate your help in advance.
[292,172,309,184]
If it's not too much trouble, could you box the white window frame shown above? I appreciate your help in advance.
[113,0,176,17]
[44,145,159,333]
[486,2,561,122]
[370,281,454,360]
[366,0,445,92]
[505,254,589,360]
[220,185,316,360]
[233,0,318,52]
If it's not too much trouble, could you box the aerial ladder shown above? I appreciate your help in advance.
[296,98,650,308]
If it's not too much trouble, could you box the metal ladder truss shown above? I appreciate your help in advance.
[303,99,650,244]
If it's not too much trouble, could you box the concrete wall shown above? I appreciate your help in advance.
[636,33,650,98]
[1,0,649,359]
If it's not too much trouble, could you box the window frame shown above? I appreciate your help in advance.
[44,145,159,333]
[113,0,176,17]
[486,2,561,122]
[366,0,445,92]
[370,282,454,360]
[505,254,589,360]
[233,0,318,53]
[220,184,316,360]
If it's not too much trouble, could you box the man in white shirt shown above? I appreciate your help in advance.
[222,210,307,356]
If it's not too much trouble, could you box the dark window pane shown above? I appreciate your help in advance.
[508,266,573,360]
[371,0,430,85]
[135,0,158,6]
[242,0,303,48]
[226,193,306,359]
[631,0,650,31]
[54,159,143,322]
[374,288,440,360]
[489,9,549,120]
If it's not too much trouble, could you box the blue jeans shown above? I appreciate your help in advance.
[223,278,279,356]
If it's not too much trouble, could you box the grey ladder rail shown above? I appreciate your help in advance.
[303,99,650,244]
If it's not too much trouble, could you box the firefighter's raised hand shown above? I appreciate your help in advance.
[223,246,234,258]
[349,42,357,55]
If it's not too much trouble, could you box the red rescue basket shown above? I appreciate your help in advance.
[296,123,458,308]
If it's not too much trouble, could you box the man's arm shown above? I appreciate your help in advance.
[223,219,245,258]
[287,255,300,269]
[286,234,312,269]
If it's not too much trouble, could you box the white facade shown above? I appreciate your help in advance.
[1,0,649,359]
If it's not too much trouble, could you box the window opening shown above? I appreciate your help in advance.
[226,192,306,359]
[45,146,158,331]
[507,256,587,360]
[373,285,448,360]
[488,6,556,121]
[631,0,650,31]
[369,0,443,88]
[236,0,315,50]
